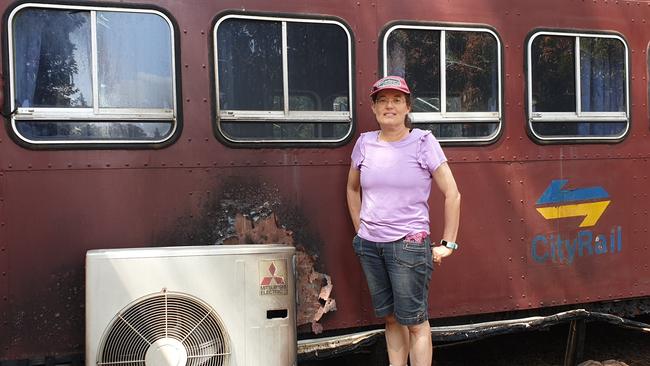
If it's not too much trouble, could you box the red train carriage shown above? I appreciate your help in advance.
[0,0,649,363]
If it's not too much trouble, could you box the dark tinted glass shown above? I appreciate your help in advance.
[531,35,576,112]
[221,122,349,141]
[217,19,283,110]
[419,123,499,139]
[287,23,349,111]
[532,122,626,137]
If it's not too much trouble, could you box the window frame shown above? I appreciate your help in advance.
[526,30,630,142]
[212,13,354,144]
[6,2,179,146]
[381,23,503,144]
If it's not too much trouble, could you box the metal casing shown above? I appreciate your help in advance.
[86,244,296,366]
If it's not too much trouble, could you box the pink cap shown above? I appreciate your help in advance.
[369,76,411,97]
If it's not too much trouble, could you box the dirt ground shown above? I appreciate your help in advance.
[433,320,650,366]
[301,315,650,366]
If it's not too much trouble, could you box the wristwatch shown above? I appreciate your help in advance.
[441,240,459,250]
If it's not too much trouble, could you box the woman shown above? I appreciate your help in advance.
[346,76,461,366]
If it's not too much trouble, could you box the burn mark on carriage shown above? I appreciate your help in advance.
[226,213,337,333]
[0,269,85,353]
[160,178,336,334]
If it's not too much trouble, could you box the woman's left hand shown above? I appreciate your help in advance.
[432,246,454,264]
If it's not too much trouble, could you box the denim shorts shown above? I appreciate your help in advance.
[352,234,434,326]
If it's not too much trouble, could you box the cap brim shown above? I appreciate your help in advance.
[369,87,411,97]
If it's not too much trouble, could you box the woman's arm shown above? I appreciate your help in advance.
[432,162,461,260]
[346,166,362,233]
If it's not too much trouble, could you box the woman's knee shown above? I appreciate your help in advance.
[385,313,399,325]
[407,320,430,335]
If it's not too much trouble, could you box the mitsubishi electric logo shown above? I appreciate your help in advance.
[259,259,288,295]
[531,179,621,264]
[535,180,611,227]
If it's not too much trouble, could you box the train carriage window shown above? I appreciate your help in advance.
[8,4,177,145]
[527,32,629,141]
[214,15,353,143]
[383,25,502,143]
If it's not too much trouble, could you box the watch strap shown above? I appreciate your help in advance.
[441,240,459,250]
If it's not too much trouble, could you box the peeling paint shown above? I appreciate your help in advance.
[312,274,337,334]
[222,212,293,245]
[160,179,336,333]
[226,213,337,334]
[295,247,337,334]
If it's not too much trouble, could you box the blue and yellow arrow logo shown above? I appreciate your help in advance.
[536,180,610,227]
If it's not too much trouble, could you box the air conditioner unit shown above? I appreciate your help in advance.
[86,244,296,366]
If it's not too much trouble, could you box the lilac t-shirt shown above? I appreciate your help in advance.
[351,128,447,242]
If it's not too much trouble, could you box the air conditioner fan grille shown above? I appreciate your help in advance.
[97,292,230,366]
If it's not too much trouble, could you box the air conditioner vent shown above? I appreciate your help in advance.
[87,245,296,365]
[97,291,230,366]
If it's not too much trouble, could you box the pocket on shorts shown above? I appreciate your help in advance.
[352,234,363,256]
[395,237,429,267]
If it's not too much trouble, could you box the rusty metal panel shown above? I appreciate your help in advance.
[2,0,650,362]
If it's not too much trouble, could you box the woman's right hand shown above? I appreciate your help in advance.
[432,245,453,264]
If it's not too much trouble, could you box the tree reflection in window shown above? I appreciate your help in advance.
[10,5,176,144]
[446,31,498,113]
[387,29,441,112]
[385,26,501,142]
[14,8,92,108]
[15,121,172,141]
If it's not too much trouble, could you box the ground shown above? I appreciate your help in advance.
[433,319,650,366]
[300,315,650,366]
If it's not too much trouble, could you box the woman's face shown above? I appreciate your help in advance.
[371,90,411,129]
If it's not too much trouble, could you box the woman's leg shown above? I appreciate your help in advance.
[385,314,409,366]
[407,320,432,366]
[385,236,434,365]
[353,238,406,363]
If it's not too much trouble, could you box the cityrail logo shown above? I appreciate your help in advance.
[531,179,622,265]
[535,179,610,227]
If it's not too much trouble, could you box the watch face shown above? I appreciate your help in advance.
[443,240,458,250]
